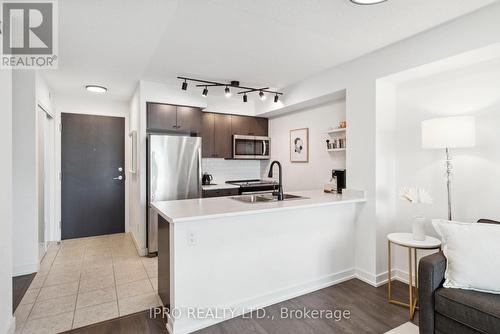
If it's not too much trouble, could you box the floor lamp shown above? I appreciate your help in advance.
[421,116,476,220]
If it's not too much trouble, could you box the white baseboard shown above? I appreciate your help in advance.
[171,268,356,334]
[354,268,413,288]
[14,262,39,276]
[130,231,148,256]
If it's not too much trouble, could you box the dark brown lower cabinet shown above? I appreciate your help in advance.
[202,188,239,198]
[157,214,170,308]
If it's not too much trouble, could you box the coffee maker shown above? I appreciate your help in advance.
[331,169,346,194]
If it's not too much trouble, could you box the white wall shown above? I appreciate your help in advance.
[256,2,500,285]
[12,71,39,276]
[391,58,500,276]
[1,70,15,334]
[266,100,346,191]
[53,94,131,240]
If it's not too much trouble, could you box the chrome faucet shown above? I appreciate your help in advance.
[268,160,284,201]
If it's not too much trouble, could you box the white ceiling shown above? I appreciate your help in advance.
[42,0,498,102]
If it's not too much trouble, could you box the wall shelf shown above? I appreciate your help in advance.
[327,148,346,152]
[327,128,347,134]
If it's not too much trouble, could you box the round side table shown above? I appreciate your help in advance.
[387,232,441,319]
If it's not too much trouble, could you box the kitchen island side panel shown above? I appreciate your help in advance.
[169,203,359,334]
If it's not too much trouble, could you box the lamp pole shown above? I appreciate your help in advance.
[445,148,452,220]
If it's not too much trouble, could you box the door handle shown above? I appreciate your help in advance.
[114,175,123,180]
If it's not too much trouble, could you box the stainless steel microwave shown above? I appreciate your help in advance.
[233,135,270,160]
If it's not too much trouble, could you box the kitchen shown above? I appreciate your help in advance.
[142,80,365,334]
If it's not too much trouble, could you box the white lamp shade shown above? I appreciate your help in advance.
[422,116,475,149]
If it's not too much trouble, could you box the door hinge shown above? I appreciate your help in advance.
[59,123,62,132]
[59,172,62,181]
[59,221,62,230]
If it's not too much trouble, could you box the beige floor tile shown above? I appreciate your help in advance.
[73,301,118,329]
[83,253,112,264]
[22,311,73,334]
[112,256,142,267]
[80,266,114,281]
[82,257,112,268]
[114,268,148,285]
[14,322,24,334]
[29,294,76,320]
[76,286,116,309]
[149,277,158,291]
[14,303,33,324]
[37,281,79,301]
[20,289,40,305]
[50,261,82,274]
[117,279,154,299]
[78,275,115,294]
[118,292,161,316]
[28,275,47,289]
[43,270,80,286]
[113,261,144,274]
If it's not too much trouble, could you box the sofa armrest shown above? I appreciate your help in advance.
[418,252,446,334]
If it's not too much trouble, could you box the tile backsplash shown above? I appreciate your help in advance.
[202,158,269,182]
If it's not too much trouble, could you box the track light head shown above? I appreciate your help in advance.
[181,80,188,91]
[225,86,231,97]
[202,87,208,97]
[243,93,248,103]
[259,91,266,101]
[274,94,279,103]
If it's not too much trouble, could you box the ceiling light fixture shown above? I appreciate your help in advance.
[274,94,279,103]
[85,85,107,94]
[259,91,266,101]
[178,77,283,103]
[350,0,388,5]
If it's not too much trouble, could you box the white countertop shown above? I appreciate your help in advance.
[201,183,240,191]
[152,189,366,223]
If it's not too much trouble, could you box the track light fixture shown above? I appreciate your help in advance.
[350,0,388,5]
[177,76,283,103]
[259,91,266,101]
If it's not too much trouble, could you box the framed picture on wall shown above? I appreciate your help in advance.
[290,128,309,163]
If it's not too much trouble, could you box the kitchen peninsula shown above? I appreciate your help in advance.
[152,189,365,334]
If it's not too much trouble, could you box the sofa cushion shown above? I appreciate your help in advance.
[435,287,500,333]
[435,313,479,334]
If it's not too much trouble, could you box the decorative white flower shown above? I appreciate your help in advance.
[400,187,433,204]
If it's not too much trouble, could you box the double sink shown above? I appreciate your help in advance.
[231,193,308,203]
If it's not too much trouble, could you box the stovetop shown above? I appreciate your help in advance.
[226,179,278,187]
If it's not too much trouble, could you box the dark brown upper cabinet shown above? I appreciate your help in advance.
[177,106,202,134]
[231,115,268,136]
[147,102,202,134]
[147,103,177,131]
[202,112,232,159]
[213,113,232,158]
[201,112,215,158]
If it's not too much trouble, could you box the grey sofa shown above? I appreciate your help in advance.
[418,219,500,334]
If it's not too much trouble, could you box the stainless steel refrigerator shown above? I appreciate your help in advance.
[147,134,202,254]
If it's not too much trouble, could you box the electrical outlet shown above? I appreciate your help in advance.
[188,231,196,246]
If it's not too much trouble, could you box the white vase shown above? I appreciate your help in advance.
[412,216,426,241]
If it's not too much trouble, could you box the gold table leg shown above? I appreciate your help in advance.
[388,244,420,320]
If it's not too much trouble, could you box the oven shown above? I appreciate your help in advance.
[233,135,270,160]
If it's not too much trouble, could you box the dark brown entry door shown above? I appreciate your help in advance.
[61,113,125,239]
